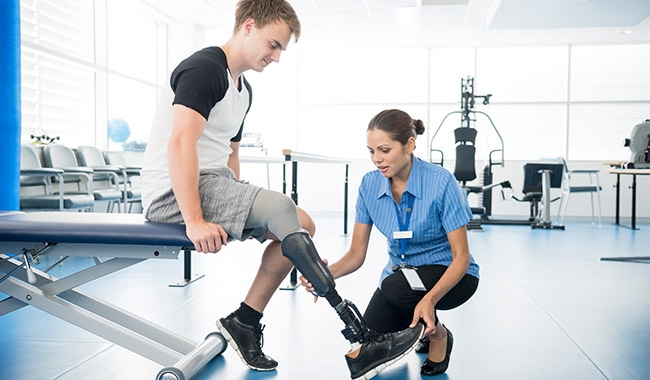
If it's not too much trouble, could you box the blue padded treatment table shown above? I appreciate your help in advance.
[0,211,192,245]
[0,212,226,380]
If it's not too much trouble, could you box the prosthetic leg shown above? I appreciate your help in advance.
[281,231,368,344]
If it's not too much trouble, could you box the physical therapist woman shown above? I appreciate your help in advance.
[301,109,480,376]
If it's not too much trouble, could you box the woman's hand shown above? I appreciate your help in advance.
[299,258,328,302]
[410,295,437,336]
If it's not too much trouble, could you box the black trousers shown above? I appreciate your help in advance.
[363,265,479,333]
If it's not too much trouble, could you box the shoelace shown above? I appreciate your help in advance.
[253,324,265,348]
[362,329,389,343]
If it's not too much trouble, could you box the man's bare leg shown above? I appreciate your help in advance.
[243,240,293,312]
[244,207,315,312]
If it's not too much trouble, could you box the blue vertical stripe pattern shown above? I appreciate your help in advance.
[0,0,21,211]
[356,156,480,284]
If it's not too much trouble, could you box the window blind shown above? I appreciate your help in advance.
[20,0,96,146]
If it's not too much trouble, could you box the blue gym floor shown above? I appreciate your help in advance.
[1,214,648,380]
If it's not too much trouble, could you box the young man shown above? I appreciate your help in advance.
[140,1,423,378]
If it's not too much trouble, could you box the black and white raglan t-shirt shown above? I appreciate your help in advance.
[141,47,252,213]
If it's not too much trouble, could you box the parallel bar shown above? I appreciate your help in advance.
[291,160,299,204]
[281,149,351,165]
[614,172,620,225]
[344,163,349,235]
[631,173,637,230]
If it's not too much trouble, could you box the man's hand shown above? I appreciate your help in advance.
[186,220,229,253]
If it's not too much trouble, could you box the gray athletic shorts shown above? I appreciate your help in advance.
[145,168,267,241]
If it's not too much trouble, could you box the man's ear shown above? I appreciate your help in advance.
[241,18,256,35]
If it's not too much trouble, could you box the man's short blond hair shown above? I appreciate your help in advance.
[234,0,301,42]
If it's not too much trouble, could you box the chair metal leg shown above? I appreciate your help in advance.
[594,189,602,226]
[557,192,570,225]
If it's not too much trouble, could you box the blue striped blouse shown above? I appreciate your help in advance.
[355,156,480,284]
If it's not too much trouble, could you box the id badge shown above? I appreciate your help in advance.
[393,230,413,239]
[400,267,426,291]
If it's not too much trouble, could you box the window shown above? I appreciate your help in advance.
[20,0,163,151]
[106,0,160,152]
[20,0,95,147]
[568,45,650,160]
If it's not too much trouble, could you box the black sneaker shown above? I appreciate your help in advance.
[216,312,278,371]
[345,323,424,380]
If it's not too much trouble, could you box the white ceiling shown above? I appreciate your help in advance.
[142,0,650,47]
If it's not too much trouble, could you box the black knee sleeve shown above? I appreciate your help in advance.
[281,231,335,297]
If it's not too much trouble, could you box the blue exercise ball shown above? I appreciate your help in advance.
[108,118,131,143]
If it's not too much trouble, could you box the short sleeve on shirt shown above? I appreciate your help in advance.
[170,47,229,120]
[439,175,473,233]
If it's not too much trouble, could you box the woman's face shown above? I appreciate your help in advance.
[367,128,413,179]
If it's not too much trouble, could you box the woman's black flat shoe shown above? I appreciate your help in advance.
[420,326,453,376]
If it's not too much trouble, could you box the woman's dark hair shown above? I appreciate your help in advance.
[367,109,425,146]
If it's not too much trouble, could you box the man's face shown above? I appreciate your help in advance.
[245,19,292,72]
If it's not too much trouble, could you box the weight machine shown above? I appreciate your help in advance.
[429,76,560,229]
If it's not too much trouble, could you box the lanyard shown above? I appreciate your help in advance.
[392,193,414,265]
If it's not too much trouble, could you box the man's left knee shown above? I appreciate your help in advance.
[297,207,315,236]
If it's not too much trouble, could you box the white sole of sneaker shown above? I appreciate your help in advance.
[351,324,425,380]
[216,319,276,372]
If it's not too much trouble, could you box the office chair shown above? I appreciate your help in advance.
[556,157,602,226]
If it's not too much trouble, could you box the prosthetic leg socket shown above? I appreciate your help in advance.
[281,230,335,297]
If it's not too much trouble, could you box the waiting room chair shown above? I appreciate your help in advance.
[77,146,141,213]
[42,145,123,213]
[104,151,142,177]
[556,157,602,226]
[19,144,94,212]
[104,151,142,208]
